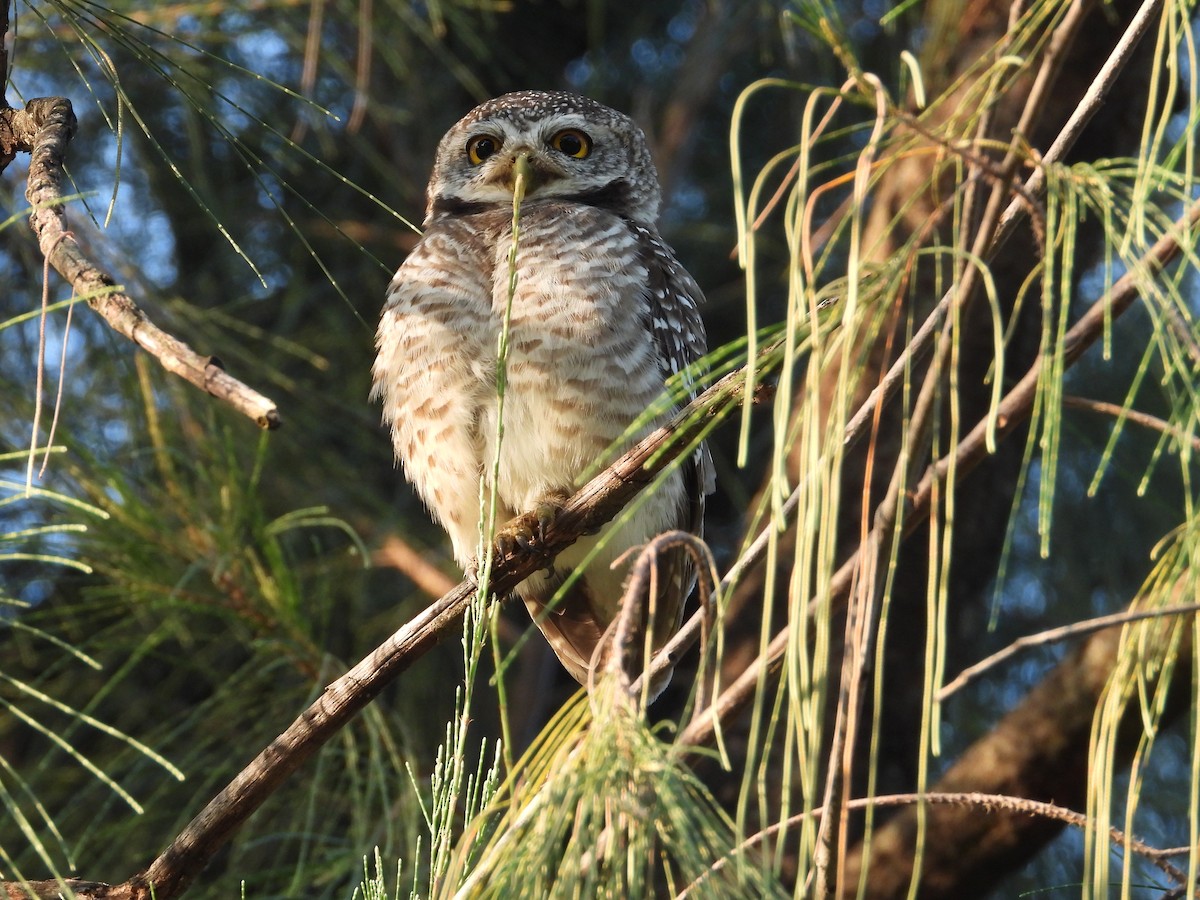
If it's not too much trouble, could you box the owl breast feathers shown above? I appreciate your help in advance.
[372,90,714,696]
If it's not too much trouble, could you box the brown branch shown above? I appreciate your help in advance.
[7,96,280,429]
[0,349,772,900]
[1063,394,1200,451]
[678,789,1188,899]
[841,0,1164,453]
[938,600,1200,700]
[678,192,1200,751]
[596,530,717,702]
[0,2,16,171]
[135,362,770,900]
[1,1,9,109]
[4,880,134,900]
[838,618,1193,899]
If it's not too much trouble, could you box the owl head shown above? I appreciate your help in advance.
[425,91,662,226]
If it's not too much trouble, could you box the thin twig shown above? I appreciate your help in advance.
[4,880,132,900]
[938,601,1200,700]
[678,192,1200,751]
[14,96,280,429]
[1063,395,1200,452]
[675,790,1189,898]
[997,0,1165,232]
[676,0,1175,752]
[597,531,716,705]
[0,328,772,900]
[841,0,1164,455]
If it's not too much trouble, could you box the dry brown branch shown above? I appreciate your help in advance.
[4,881,134,900]
[839,617,1193,899]
[134,361,770,900]
[678,192,1200,751]
[841,0,1164,452]
[5,96,280,429]
[0,343,772,900]
[595,530,717,702]
[808,4,1157,870]
[677,0,1182,776]
[1063,394,1200,451]
[938,600,1200,700]
[678,789,1188,899]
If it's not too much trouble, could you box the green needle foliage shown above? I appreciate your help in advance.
[440,684,785,899]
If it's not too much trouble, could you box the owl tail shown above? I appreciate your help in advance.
[518,556,688,700]
[518,570,606,688]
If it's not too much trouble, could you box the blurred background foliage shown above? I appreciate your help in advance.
[1,0,1198,897]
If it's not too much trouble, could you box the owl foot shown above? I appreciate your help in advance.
[493,489,570,559]
[493,522,530,560]
[532,489,570,540]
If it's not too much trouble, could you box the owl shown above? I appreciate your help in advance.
[372,91,714,695]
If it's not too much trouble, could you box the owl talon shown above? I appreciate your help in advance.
[533,490,570,542]
[490,491,570,560]
[494,520,534,560]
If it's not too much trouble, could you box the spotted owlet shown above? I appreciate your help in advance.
[372,91,714,694]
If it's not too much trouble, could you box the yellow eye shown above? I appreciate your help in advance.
[466,134,501,165]
[549,129,591,159]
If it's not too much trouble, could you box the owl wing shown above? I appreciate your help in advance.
[634,223,716,503]
[625,225,715,695]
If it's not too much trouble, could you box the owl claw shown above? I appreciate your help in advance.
[494,522,534,559]
[533,492,568,542]
[491,490,570,560]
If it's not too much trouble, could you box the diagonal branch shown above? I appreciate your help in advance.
[679,789,1189,899]
[0,343,773,900]
[841,0,1164,454]
[678,192,1200,750]
[838,615,1194,899]
[938,600,1200,700]
[8,96,280,429]
[135,357,772,900]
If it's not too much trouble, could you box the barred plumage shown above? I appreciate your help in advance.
[372,91,713,694]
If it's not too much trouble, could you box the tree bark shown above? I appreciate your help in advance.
[842,621,1192,899]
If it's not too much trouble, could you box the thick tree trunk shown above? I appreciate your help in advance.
[696,0,1168,894]
[842,621,1192,899]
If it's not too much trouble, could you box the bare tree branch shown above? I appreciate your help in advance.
[841,0,1164,454]
[678,192,1200,750]
[136,358,770,900]
[4,880,134,900]
[838,617,1193,899]
[1063,394,1200,451]
[938,600,1200,700]
[0,341,773,900]
[5,96,281,429]
[679,788,1189,899]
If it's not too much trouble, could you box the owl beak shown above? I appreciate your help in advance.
[512,151,537,196]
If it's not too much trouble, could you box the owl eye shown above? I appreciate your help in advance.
[466,134,501,165]
[549,129,592,159]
